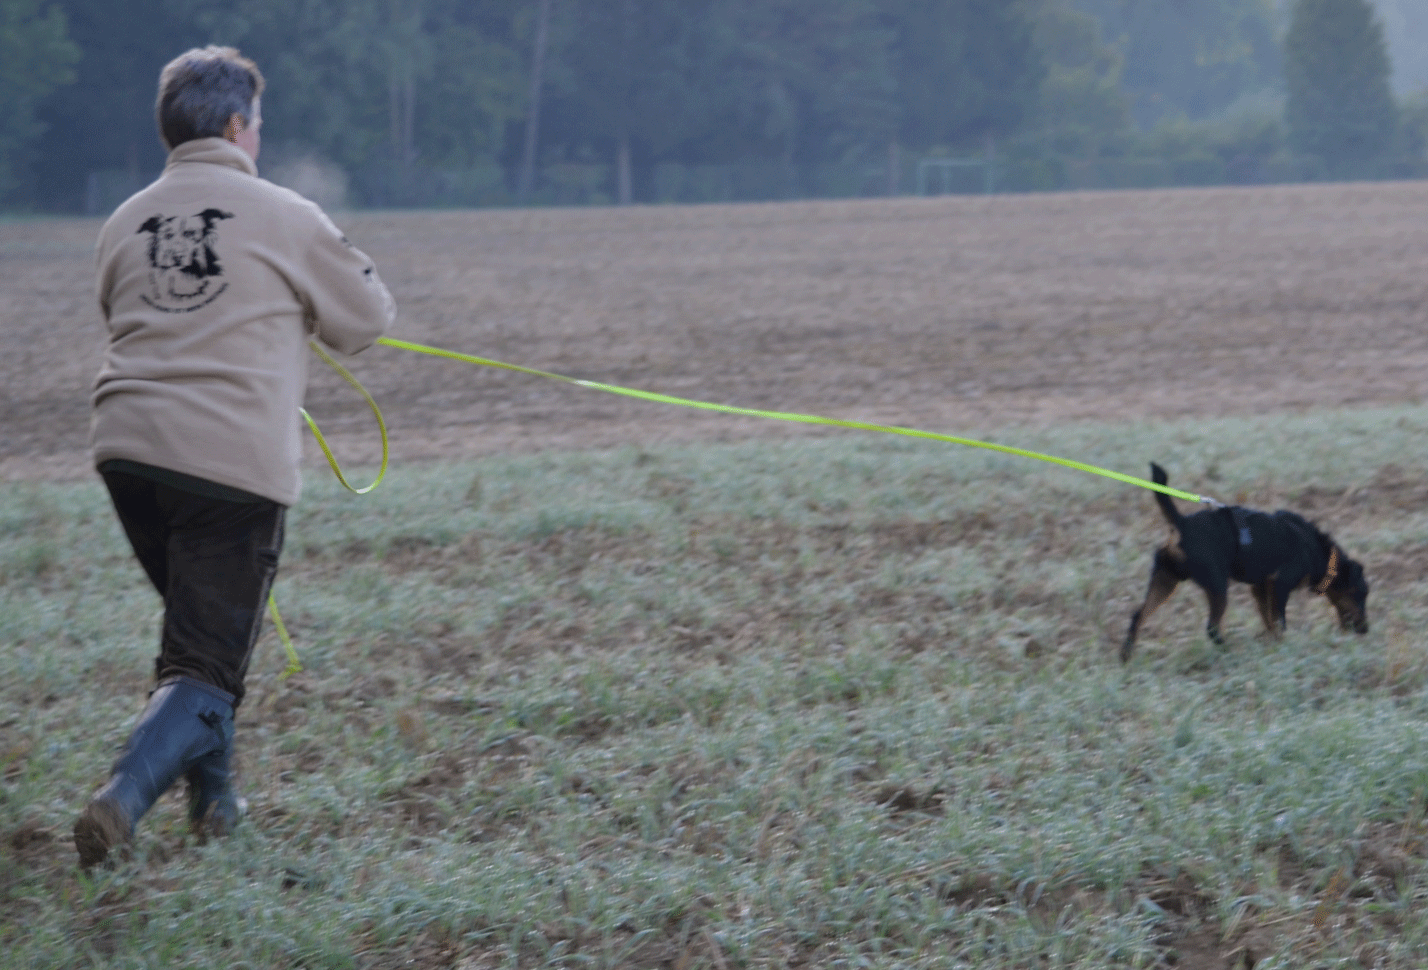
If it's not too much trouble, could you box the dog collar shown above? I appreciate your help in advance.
[1314,546,1340,595]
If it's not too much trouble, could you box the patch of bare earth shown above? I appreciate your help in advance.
[4,181,1428,481]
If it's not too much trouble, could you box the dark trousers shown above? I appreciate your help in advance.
[102,470,286,705]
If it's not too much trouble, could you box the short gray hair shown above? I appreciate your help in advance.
[156,46,265,150]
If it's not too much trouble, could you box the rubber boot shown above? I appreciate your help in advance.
[185,728,246,838]
[74,676,235,868]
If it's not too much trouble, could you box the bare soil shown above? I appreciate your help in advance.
[5,181,1428,481]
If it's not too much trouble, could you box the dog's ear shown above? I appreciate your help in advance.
[137,215,164,235]
[197,209,234,232]
[1150,462,1168,485]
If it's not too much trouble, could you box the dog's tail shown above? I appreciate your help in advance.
[1149,462,1184,530]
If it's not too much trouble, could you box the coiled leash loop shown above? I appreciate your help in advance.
[302,340,390,495]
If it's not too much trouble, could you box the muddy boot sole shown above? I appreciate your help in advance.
[74,798,131,869]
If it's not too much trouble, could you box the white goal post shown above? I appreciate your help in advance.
[916,157,997,196]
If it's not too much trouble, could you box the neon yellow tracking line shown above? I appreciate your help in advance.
[373,336,1217,505]
[269,334,1221,677]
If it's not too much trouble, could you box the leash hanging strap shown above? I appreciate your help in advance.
[268,592,302,677]
[374,336,1218,506]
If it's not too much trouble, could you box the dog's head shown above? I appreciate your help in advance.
[137,209,232,278]
[1324,554,1369,634]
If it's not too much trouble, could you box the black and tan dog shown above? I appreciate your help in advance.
[1121,463,1369,662]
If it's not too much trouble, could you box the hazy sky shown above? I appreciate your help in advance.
[1370,0,1428,94]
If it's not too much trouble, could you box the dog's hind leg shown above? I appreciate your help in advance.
[1121,559,1180,663]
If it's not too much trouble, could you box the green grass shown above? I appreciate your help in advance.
[5,407,1428,968]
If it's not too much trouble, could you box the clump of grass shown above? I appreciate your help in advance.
[4,407,1428,967]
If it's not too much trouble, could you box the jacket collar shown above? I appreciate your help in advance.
[165,138,257,178]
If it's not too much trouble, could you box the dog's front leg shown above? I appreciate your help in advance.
[1203,586,1228,645]
[1268,571,1301,635]
[1252,579,1282,638]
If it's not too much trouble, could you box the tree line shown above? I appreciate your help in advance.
[0,0,1413,211]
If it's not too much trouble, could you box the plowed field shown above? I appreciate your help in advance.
[5,181,1428,482]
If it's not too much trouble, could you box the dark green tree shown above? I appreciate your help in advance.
[1073,0,1279,128]
[555,0,717,202]
[0,0,78,203]
[405,0,525,170]
[705,0,896,165]
[171,0,389,170]
[884,0,1044,153]
[535,0,896,196]
[30,0,207,210]
[1284,0,1397,175]
[1025,0,1128,156]
[28,0,525,209]
[166,0,526,171]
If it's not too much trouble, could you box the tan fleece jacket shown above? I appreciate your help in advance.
[91,138,395,505]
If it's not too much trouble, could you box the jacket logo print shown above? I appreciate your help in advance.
[136,208,234,313]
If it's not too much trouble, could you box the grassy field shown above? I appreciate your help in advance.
[5,405,1428,968]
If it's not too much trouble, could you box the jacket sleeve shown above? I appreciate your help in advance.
[95,220,116,323]
[299,208,396,355]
